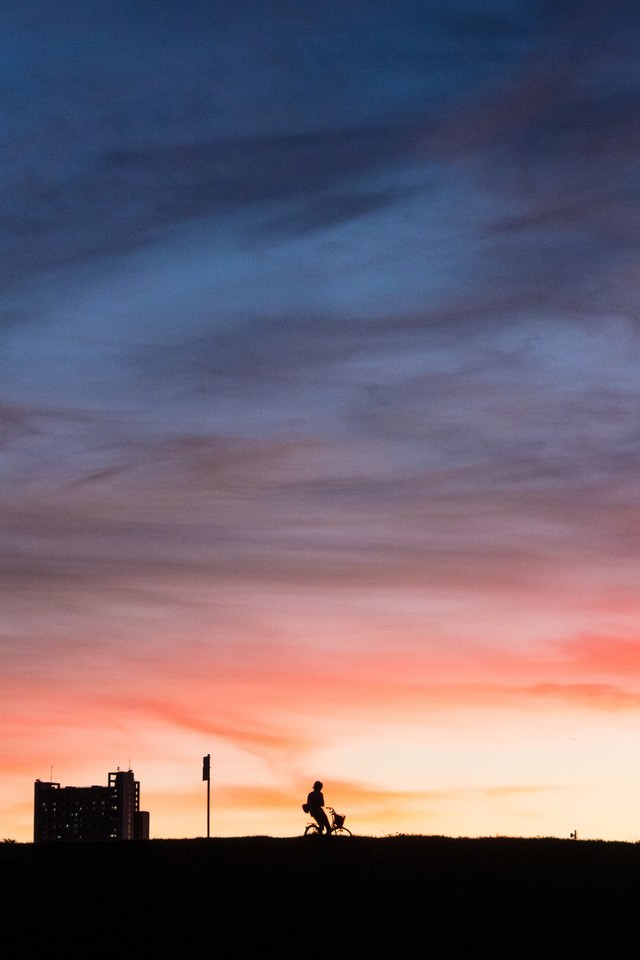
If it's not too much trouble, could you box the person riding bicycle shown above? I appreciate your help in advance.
[306,780,331,835]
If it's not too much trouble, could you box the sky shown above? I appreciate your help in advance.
[3,0,640,842]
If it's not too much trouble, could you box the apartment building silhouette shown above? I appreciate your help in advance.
[34,769,150,841]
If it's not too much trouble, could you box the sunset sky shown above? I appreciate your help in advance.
[3,1,640,842]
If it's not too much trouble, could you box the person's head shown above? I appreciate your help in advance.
[313,780,323,790]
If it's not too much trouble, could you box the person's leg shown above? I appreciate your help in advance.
[312,809,331,833]
[318,809,331,834]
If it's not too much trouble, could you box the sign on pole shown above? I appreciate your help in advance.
[202,755,211,838]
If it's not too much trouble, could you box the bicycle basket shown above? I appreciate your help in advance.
[333,812,345,828]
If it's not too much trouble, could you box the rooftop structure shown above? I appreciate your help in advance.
[34,769,149,842]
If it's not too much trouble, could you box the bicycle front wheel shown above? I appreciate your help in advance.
[332,827,352,836]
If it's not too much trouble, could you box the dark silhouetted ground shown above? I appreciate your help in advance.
[3,835,640,955]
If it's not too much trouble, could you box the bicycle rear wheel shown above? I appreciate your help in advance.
[304,824,321,836]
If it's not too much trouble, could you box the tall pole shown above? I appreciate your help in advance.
[202,754,211,838]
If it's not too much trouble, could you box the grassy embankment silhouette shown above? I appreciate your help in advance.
[3,835,640,954]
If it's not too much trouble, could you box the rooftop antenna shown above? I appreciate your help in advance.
[50,766,53,783]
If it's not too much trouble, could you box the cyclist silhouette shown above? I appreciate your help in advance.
[306,780,331,835]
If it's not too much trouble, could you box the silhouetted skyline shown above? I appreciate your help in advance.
[34,769,149,842]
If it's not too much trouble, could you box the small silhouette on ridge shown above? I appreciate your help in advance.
[304,780,332,835]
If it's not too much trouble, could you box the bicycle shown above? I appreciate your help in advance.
[303,806,352,836]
